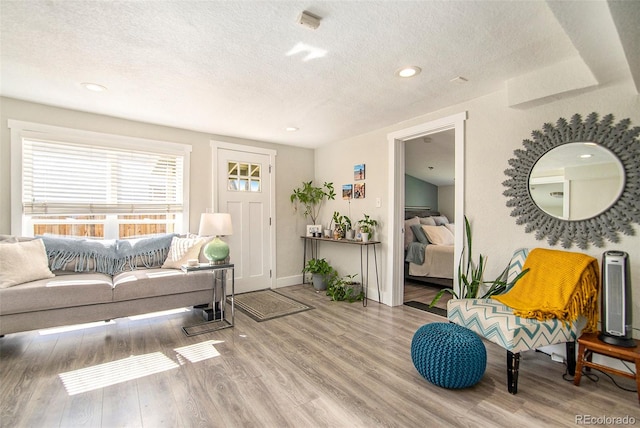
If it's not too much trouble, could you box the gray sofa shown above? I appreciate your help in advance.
[0,234,217,336]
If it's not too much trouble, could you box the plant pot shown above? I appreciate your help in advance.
[361,232,370,242]
[345,229,355,240]
[312,273,327,291]
[347,282,362,296]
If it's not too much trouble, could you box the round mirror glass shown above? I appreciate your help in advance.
[528,142,625,220]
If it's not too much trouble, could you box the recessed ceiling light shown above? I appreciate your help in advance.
[81,82,107,92]
[580,154,593,159]
[285,127,299,132]
[395,66,421,78]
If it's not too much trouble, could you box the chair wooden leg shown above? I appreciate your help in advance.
[566,341,576,376]
[507,351,520,394]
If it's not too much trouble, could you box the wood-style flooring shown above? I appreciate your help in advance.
[1,284,638,427]
[403,280,452,310]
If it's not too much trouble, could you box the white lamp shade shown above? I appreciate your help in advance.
[198,213,233,236]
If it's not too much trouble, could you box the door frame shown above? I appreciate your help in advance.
[386,112,467,306]
[209,140,277,289]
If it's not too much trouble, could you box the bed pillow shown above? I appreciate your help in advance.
[421,225,454,246]
[418,216,436,226]
[431,215,449,225]
[410,224,430,245]
[0,238,55,288]
[444,223,455,235]
[162,236,206,269]
[404,216,421,249]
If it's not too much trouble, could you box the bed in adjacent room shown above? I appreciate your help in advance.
[404,208,454,288]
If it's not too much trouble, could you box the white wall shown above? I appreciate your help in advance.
[437,185,454,221]
[315,80,640,334]
[0,97,314,280]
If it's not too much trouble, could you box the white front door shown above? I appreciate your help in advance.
[217,146,273,293]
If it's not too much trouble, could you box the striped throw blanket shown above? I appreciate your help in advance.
[492,248,600,332]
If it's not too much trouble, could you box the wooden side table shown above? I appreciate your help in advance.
[574,331,640,404]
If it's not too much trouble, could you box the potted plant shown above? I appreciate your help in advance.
[302,258,336,291]
[343,216,355,240]
[327,273,364,302]
[331,211,352,239]
[430,216,529,306]
[290,181,336,228]
[357,214,378,242]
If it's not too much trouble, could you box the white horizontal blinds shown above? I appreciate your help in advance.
[22,138,184,215]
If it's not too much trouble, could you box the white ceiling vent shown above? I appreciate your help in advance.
[297,11,321,30]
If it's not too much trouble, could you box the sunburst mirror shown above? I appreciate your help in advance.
[503,113,640,249]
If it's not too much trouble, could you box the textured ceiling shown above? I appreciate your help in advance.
[1,1,638,148]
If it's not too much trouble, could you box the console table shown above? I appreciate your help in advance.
[301,236,380,306]
[180,263,234,335]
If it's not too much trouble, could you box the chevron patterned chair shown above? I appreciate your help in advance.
[447,248,582,394]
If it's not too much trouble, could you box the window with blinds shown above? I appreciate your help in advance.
[23,139,184,215]
[10,120,191,239]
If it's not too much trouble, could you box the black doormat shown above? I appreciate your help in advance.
[404,300,447,317]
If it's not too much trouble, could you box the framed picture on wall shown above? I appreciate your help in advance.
[354,164,365,181]
[342,184,353,199]
[354,183,365,199]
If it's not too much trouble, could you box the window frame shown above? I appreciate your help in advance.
[9,120,192,237]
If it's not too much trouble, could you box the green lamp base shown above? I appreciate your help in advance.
[203,237,229,265]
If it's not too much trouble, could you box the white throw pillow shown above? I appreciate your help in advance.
[0,238,55,288]
[421,225,455,246]
[444,223,455,235]
[418,216,437,226]
[162,236,205,269]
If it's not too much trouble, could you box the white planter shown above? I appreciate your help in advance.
[361,232,370,242]
[345,229,355,240]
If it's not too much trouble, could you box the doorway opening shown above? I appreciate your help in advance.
[403,130,455,313]
[386,112,467,307]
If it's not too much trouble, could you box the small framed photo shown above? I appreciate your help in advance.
[306,225,321,237]
[354,183,365,199]
[354,164,365,181]
[342,184,353,199]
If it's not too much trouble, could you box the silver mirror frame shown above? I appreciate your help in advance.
[503,113,640,249]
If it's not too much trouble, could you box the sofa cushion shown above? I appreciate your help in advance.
[0,238,55,288]
[0,272,113,315]
[112,268,212,302]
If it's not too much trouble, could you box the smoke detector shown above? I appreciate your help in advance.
[297,11,321,30]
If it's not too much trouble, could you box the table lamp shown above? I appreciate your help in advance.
[198,213,233,265]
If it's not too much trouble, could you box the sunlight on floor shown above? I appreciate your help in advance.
[59,352,179,395]
[39,320,115,335]
[174,340,223,364]
[128,307,190,320]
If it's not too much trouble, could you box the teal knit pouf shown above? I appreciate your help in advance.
[411,322,486,389]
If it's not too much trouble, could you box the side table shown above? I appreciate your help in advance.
[181,263,235,334]
[574,331,639,404]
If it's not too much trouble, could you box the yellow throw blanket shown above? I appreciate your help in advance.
[492,248,600,332]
